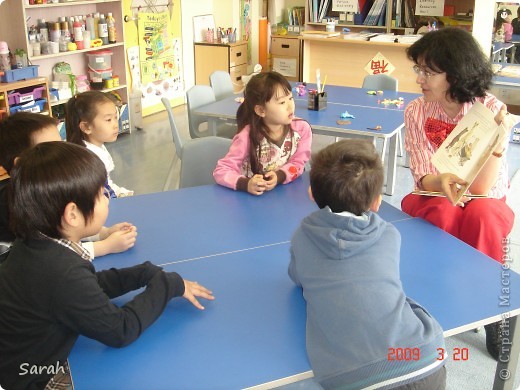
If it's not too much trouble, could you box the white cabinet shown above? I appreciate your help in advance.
[0,0,128,109]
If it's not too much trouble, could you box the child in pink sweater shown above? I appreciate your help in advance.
[213,71,312,195]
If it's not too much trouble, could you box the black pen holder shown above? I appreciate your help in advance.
[308,91,327,111]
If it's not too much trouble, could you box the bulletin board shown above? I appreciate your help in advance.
[123,0,184,115]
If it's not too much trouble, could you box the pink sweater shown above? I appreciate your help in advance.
[213,119,312,190]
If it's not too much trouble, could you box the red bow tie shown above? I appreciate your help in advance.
[424,117,457,148]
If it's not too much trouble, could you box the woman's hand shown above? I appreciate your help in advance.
[247,174,267,195]
[438,173,468,206]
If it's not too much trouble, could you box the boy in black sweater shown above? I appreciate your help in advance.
[0,142,214,389]
[0,112,138,263]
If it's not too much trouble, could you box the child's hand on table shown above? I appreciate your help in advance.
[263,171,278,191]
[247,174,267,195]
[105,222,137,253]
[182,280,215,310]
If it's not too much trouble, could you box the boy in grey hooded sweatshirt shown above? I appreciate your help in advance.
[289,140,446,389]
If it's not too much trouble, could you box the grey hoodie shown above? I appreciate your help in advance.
[289,207,445,389]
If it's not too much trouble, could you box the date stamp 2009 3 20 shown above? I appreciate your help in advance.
[387,347,469,361]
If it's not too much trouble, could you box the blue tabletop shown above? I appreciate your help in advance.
[96,174,411,270]
[69,215,520,389]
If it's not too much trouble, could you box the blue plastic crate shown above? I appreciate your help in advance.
[9,98,47,114]
[1,65,39,83]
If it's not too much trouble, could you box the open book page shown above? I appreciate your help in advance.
[430,102,508,203]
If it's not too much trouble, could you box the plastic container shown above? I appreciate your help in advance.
[0,41,10,72]
[88,67,112,81]
[0,65,39,83]
[76,74,90,93]
[86,50,112,71]
[7,86,45,105]
[9,98,47,114]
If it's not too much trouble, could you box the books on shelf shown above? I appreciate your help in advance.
[342,31,381,41]
[429,102,512,204]
[369,33,396,42]
[301,30,340,38]
[397,34,422,44]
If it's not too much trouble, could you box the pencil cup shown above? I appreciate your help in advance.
[308,91,327,111]
[206,29,214,43]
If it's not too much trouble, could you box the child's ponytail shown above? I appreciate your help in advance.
[65,91,112,146]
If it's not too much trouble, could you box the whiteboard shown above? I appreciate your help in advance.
[193,14,215,43]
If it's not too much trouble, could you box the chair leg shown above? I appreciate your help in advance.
[163,155,181,191]
[397,128,403,157]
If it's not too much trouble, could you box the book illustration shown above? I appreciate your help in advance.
[443,121,480,166]
[430,102,509,204]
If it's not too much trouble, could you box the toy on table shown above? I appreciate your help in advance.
[379,97,404,107]
[294,83,307,96]
[367,125,382,130]
[336,119,351,125]
[340,110,355,119]
[366,90,384,95]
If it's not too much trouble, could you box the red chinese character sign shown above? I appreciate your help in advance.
[364,52,395,75]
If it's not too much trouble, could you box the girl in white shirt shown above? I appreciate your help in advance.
[66,91,133,197]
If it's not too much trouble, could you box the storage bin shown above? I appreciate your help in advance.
[9,98,47,114]
[49,88,60,102]
[7,86,45,105]
[88,67,113,81]
[0,65,39,83]
[86,50,113,71]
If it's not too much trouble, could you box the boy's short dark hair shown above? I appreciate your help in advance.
[310,139,384,215]
[9,142,107,240]
[0,112,59,174]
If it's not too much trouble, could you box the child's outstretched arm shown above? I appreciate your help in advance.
[278,121,312,184]
[93,223,137,257]
[182,279,215,310]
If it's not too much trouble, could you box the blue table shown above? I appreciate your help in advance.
[193,85,420,196]
[68,180,520,390]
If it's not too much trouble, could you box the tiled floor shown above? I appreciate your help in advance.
[107,105,520,390]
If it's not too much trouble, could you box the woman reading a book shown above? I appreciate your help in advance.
[402,27,516,361]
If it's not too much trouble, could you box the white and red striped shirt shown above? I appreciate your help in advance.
[404,94,509,199]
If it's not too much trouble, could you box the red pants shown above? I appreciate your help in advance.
[401,194,515,263]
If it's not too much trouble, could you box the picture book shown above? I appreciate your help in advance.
[430,102,510,203]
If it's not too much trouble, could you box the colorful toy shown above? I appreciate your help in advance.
[340,111,355,119]
[294,83,307,96]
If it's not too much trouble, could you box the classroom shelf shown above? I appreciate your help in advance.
[24,0,120,9]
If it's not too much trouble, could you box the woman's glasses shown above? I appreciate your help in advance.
[412,65,443,79]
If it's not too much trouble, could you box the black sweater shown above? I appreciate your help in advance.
[0,238,185,390]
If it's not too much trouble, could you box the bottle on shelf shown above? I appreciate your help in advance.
[73,18,84,50]
[93,12,100,39]
[59,20,71,52]
[107,12,116,44]
[38,19,49,42]
[86,14,95,40]
[98,14,108,45]
[50,22,61,43]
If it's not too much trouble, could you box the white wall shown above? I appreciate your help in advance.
[181,0,213,91]
[181,0,264,91]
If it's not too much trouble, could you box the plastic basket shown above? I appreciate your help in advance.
[0,65,39,83]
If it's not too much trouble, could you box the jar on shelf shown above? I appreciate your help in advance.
[76,75,90,93]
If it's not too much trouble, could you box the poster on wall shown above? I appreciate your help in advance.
[240,0,252,65]
[415,0,445,16]
[364,52,395,75]
[137,11,183,108]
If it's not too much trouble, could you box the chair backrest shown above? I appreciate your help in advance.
[161,97,185,160]
[209,71,234,101]
[362,74,399,91]
[186,85,217,139]
[179,136,232,188]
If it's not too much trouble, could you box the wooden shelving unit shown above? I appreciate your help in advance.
[0,0,129,112]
